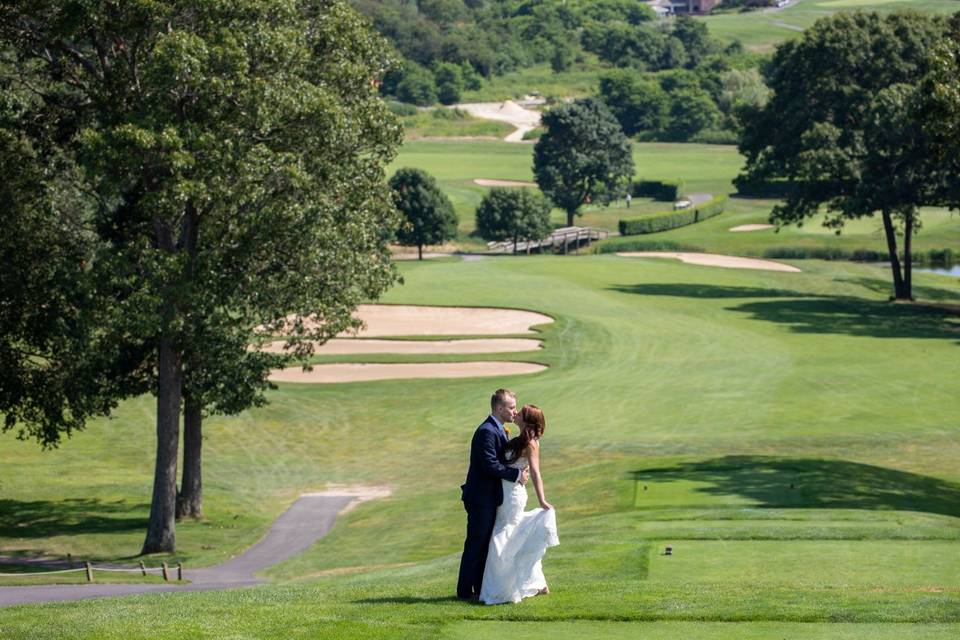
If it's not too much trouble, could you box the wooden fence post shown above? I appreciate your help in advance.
[161,562,169,582]
[139,561,146,576]
[85,562,93,583]
[177,562,183,581]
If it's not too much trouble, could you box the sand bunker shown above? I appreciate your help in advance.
[457,101,541,143]
[307,305,555,337]
[269,361,547,383]
[730,224,775,232]
[473,179,537,188]
[617,252,801,273]
[267,305,552,384]
[259,338,542,355]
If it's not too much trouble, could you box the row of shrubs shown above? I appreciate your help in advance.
[762,247,958,265]
[619,195,728,236]
[632,179,684,202]
[594,239,705,254]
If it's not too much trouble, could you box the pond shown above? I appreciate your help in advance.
[915,265,960,277]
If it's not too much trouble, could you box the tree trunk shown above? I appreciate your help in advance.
[513,231,518,255]
[566,209,575,227]
[880,208,908,300]
[176,397,203,520]
[141,330,182,554]
[903,211,914,301]
[417,243,423,261]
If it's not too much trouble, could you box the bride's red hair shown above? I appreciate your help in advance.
[503,404,545,462]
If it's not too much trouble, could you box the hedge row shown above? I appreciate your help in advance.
[632,180,684,202]
[763,246,958,265]
[732,176,795,198]
[594,239,705,254]
[619,195,728,236]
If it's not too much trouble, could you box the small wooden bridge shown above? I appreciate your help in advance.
[487,226,610,255]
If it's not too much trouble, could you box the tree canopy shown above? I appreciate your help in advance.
[917,12,960,210]
[475,188,553,252]
[533,98,634,227]
[737,10,950,300]
[1,0,402,552]
[390,168,458,260]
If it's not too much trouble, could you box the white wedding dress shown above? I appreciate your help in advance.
[479,453,560,605]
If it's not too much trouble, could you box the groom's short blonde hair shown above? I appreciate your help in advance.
[490,388,516,411]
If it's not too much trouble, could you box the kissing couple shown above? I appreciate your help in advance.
[457,388,560,604]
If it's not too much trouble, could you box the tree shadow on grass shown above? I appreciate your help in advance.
[837,277,960,303]
[632,456,960,518]
[0,498,147,539]
[730,297,960,340]
[611,283,960,341]
[610,283,805,299]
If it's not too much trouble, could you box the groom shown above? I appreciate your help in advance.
[457,388,529,600]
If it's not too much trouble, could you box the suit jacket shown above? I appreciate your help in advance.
[461,416,522,508]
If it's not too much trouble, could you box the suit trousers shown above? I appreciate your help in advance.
[456,502,497,598]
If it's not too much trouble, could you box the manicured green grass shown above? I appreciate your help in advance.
[391,140,960,259]
[2,254,958,637]
[703,0,960,52]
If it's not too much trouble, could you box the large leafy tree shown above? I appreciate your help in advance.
[917,12,960,210]
[0,102,149,448]
[737,11,948,300]
[1,0,401,552]
[475,188,553,253]
[390,168,458,260]
[533,98,634,227]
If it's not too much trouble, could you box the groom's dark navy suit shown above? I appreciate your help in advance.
[457,415,522,599]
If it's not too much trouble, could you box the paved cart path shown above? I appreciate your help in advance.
[0,491,378,607]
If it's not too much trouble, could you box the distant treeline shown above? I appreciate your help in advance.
[350,0,769,142]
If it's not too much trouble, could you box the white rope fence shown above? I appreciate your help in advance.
[0,560,183,582]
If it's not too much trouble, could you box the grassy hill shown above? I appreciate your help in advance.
[704,0,960,52]
[2,253,959,638]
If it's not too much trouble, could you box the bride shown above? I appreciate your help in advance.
[479,404,559,605]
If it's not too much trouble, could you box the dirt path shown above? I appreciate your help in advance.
[0,489,389,608]
[456,101,541,143]
[686,193,713,206]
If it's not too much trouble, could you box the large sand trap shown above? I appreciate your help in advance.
[473,179,537,188]
[617,252,801,273]
[294,305,553,337]
[259,338,542,355]
[457,101,541,143]
[730,224,775,232]
[269,361,547,383]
